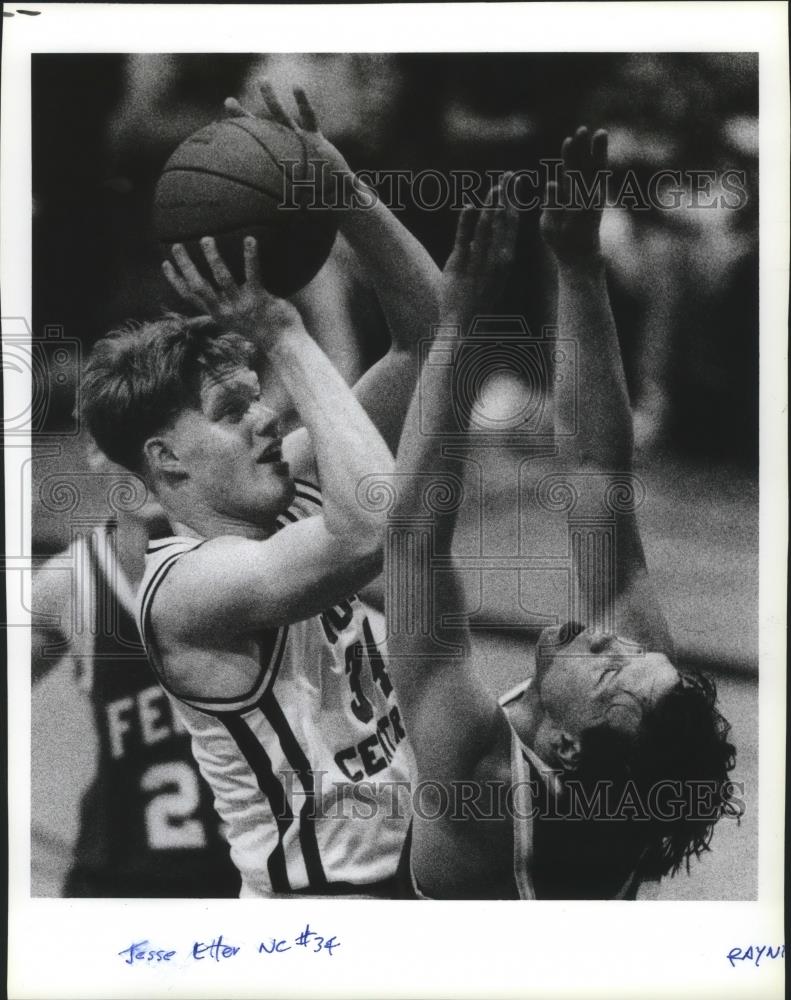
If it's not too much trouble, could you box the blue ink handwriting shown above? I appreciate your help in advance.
[118,940,176,965]
[259,924,341,957]
[259,938,291,954]
[120,926,342,966]
[727,944,784,968]
[192,935,241,961]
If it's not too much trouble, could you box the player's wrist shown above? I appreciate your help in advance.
[555,248,606,276]
[263,319,311,360]
[338,173,381,218]
[438,306,472,332]
[241,307,306,356]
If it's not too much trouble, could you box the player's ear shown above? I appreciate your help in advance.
[554,732,581,772]
[144,436,186,481]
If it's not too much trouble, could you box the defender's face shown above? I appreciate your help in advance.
[167,365,295,529]
[530,626,679,763]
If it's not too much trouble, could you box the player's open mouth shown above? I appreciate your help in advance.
[257,441,283,463]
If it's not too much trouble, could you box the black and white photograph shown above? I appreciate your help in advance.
[3,4,787,999]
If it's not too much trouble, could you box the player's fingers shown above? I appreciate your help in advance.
[223,97,253,119]
[547,169,571,209]
[293,87,318,132]
[571,125,590,171]
[170,244,216,300]
[485,185,515,289]
[541,180,564,237]
[243,236,263,288]
[450,205,479,270]
[474,197,497,250]
[506,174,524,233]
[591,129,609,172]
[258,78,298,131]
[162,260,202,306]
[491,177,512,226]
[505,189,521,253]
[456,203,480,245]
[495,209,520,297]
[560,135,574,174]
[200,237,237,293]
[496,175,520,259]
[466,205,495,278]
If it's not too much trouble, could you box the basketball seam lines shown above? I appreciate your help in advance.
[160,164,284,203]
[224,116,301,176]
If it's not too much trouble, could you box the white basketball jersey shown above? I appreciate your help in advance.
[135,480,412,897]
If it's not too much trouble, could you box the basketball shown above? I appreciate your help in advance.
[153,116,338,297]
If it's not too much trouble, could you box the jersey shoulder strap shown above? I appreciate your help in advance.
[275,479,322,528]
[136,532,291,715]
[136,535,205,648]
[510,725,536,901]
[510,725,563,901]
[499,677,531,708]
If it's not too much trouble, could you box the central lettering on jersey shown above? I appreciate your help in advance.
[106,684,188,758]
[334,705,407,781]
[319,599,355,644]
[328,606,408,780]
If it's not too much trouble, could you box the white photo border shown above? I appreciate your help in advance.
[3,3,787,998]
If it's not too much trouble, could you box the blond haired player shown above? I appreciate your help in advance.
[81,81,438,897]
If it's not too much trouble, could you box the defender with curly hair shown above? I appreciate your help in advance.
[389,131,737,900]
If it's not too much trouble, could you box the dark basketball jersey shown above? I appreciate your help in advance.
[63,523,239,897]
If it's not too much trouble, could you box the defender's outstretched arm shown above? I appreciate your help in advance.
[541,128,673,654]
[388,190,520,785]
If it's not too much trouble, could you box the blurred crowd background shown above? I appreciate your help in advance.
[29,53,760,899]
[33,52,758,475]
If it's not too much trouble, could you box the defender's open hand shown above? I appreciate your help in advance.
[440,177,520,330]
[540,127,608,264]
[162,236,305,348]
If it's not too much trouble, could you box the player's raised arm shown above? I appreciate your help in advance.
[230,79,441,454]
[541,127,673,654]
[141,238,394,639]
[387,189,520,784]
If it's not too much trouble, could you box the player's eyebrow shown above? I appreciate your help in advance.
[202,371,259,418]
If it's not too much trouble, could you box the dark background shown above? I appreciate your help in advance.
[32,52,758,464]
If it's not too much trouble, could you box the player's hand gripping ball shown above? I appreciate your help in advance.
[153,83,340,298]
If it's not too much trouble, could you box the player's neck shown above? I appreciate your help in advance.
[169,510,277,542]
[114,514,150,587]
[503,689,540,748]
